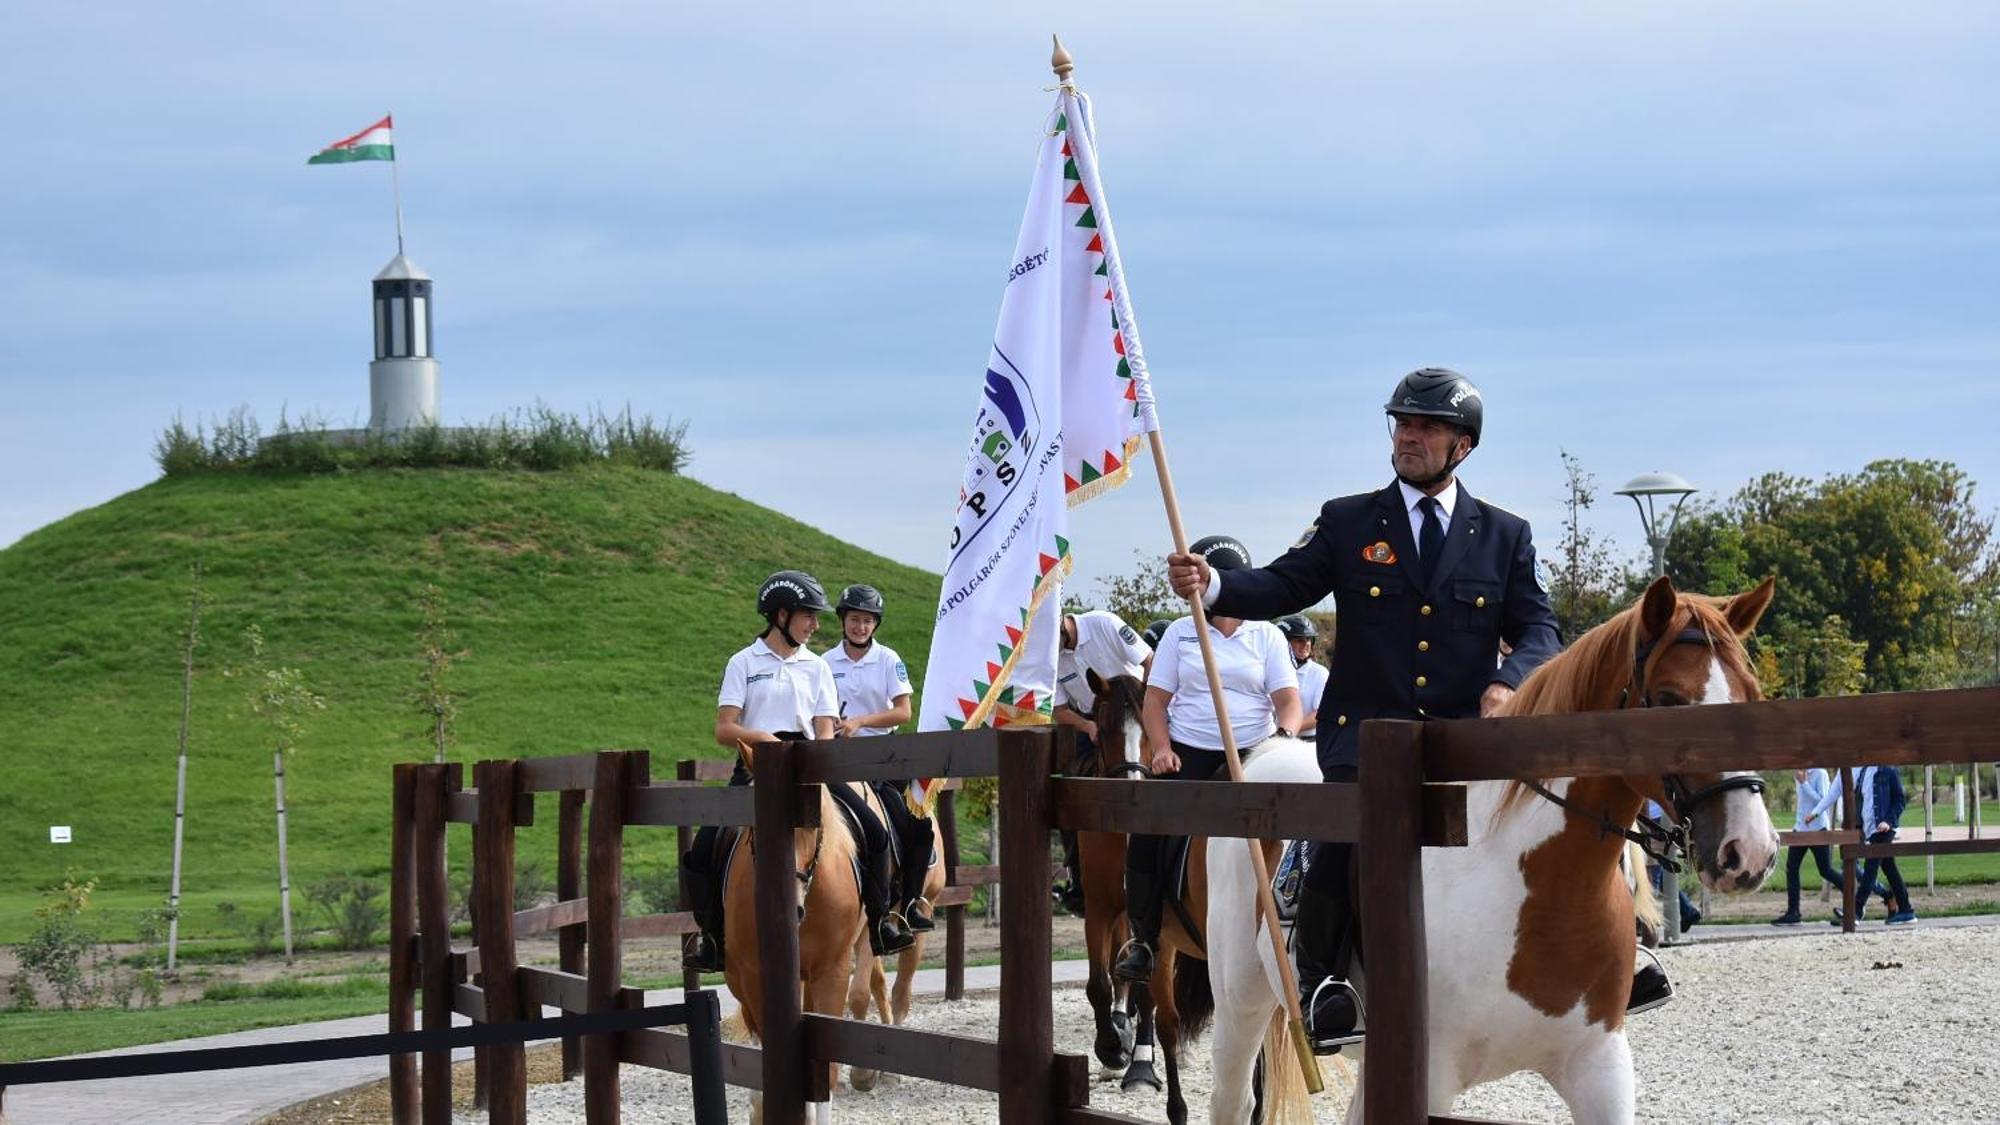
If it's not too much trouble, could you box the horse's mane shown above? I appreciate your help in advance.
[1492,590,1752,818]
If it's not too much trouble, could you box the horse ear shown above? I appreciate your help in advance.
[1638,575,1677,642]
[1725,576,1777,637]
[1085,668,1106,700]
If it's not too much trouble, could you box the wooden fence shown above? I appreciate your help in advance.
[396,685,2000,1125]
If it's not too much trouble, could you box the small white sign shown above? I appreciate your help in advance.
[50,826,72,844]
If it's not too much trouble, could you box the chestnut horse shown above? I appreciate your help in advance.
[844,790,946,1093]
[1205,576,1781,1124]
[722,747,865,1125]
[1077,671,1151,1083]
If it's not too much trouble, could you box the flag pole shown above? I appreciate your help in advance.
[388,112,406,255]
[1051,35,1325,1096]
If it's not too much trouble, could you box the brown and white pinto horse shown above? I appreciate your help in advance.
[722,746,865,1125]
[1207,576,1782,1124]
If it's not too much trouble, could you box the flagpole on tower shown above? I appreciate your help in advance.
[387,112,406,255]
[1052,34,1326,1095]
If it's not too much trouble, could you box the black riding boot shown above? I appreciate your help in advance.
[1055,830,1086,917]
[900,813,936,932]
[1627,945,1674,1014]
[681,844,725,973]
[1113,867,1160,983]
[864,843,917,956]
[1294,884,1362,1052]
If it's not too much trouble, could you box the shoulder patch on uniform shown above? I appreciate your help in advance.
[1533,556,1553,593]
[895,660,908,678]
[1117,624,1139,644]
[1292,521,1319,550]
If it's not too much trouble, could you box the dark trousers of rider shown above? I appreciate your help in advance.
[1784,844,1843,915]
[1124,742,1229,942]
[1297,765,1358,992]
[1853,831,1913,914]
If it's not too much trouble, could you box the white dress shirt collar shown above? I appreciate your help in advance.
[1397,478,1459,524]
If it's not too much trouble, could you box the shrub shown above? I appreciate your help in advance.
[217,900,281,958]
[7,973,37,1012]
[19,870,105,1010]
[305,876,389,950]
[153,403,689,477]
[624,865,680,916]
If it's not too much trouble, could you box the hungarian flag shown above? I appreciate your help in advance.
[910,84,1159,815]
[307,116,394,164]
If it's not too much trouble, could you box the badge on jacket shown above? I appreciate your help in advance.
[1362,541,1397,565]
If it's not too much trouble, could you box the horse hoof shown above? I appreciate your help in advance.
[850,1066,878,1092]
[1121,1061,1163,1093]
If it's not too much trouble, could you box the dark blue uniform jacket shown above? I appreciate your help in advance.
[1210,480,1561,772]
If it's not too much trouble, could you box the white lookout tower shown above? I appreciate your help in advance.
[369,253,439,432]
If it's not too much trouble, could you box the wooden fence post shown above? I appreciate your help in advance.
[996,729,1055,1125]
[676,758,703,998]
[473,760,527,1124]
[1359,720,1429,1125]
[939,785,966,1001]
[413,763,454,1125]
[558,788,586,1081]
[584,751,631,1125]
[1840,767,1858,934]
[389,763,419,1124]
[754,741,808,1124]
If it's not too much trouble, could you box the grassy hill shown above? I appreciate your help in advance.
[0,467,941,941]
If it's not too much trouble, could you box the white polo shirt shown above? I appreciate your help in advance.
[1056,610,1153,714]
[1295,657,1329,716]
[717,636,839,736]
[822,641,914,736]
[1150,617,1297,750]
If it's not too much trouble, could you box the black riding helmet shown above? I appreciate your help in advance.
[1384,367,1483,449]
[1189,534,1252,571]
[1275,614,1318,641]
[757,570,831,647]
[1142,619,1173,649]
[835,583,885,620]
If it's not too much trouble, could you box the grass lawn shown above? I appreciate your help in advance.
[0,976,388,1062]
[0,467,945,943]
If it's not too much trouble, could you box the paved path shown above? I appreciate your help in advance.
[9,916,1998,1125]
[1,961,1091,1125]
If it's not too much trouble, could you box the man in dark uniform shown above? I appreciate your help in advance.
[1167,367,1563,1051]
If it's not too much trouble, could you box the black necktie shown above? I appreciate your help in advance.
[1417,496,1444,580]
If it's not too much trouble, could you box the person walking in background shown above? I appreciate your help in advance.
[1644,797,1703,930]
[1837,764,1918,925]
[1772,767,1844,924]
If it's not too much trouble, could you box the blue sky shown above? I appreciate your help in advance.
[5,3,1998,600]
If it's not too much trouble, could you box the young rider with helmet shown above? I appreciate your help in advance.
[822,583,937,933]
[680,571,916,973]
[1274,614,1327,736]
[1112,535,1302,983]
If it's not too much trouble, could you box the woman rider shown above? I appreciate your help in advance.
[1112,536,1303,983]
[681,570,916,973]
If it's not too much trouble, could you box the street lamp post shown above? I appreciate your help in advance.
[1616,471,1698,944]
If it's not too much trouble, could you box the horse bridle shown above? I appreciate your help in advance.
[1526,616,1765,872]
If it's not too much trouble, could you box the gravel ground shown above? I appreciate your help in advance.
[458,924,2000,1123]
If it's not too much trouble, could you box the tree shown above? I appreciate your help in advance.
[1090,548,1182,629]
[1547,451,1630,639]
[1664,459,1997,693]
[230,624,326,961]
[414,584,462,764]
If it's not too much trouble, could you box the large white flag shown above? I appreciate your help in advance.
[915,89,1158,806]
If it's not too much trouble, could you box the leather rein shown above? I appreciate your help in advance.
[1524,618,1766,873]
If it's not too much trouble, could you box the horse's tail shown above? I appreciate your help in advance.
[1261,1007,1316,1125]
[1173,952,1214,1042]
[1627,839,1663,947]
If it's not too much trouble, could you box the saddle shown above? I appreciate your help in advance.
[1159,835,1206,952]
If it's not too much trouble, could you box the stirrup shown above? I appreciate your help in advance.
[1627,945,1675,1015]
[902,896,936,932]
[872,916,916,956]
[682,932,725,974]
[1111,938,1155,983]
[1306,977,1366,1052]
